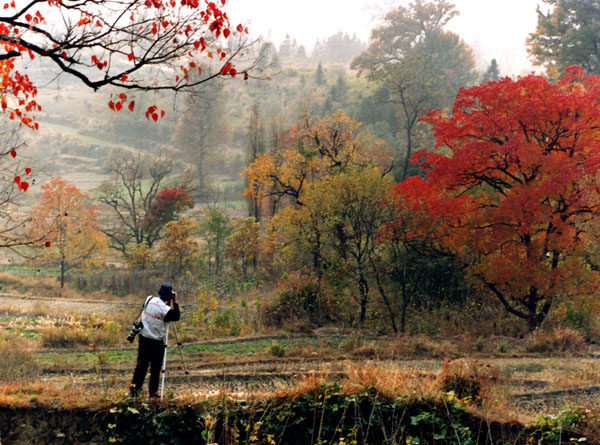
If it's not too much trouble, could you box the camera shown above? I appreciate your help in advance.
[127,320,144,343]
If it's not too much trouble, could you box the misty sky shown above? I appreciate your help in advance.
[227,0,545,75]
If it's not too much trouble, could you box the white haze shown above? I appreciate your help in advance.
[227,0,545,75]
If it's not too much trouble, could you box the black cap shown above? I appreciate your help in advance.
[158,283,174,300]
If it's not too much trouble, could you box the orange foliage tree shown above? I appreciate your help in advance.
[29,177,108,288]
[389,67,600,331]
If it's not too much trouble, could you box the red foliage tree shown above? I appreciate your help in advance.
[144,185,194,239]
[389,67,600,331]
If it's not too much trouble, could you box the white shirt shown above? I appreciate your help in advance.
[140,296,171,340]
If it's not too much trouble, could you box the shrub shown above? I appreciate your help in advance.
[259,272,324,329]
[525,328,586,354]
[437,359,500,403]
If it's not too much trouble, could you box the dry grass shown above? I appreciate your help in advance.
[0,333,39,382]
[525,328,587,354]
[40,315,123,348]
[0,380,125,408]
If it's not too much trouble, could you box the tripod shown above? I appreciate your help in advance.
[159,322,190,401]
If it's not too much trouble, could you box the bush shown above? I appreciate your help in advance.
[260,271,342,329]
[437,359,500,403]
[525,328,587,354]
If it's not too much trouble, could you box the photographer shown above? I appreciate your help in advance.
[130,283,180,398]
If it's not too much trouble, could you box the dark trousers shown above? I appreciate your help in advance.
[131,334,165,397]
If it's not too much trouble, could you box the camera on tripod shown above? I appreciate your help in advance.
[127,320,144,343]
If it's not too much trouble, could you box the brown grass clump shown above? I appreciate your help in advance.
[436,359,501,403]
[0,334,39,382]
[525,328,587,354]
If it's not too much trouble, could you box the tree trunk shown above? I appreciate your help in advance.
[358,275,369,327]
[60,257,65,289]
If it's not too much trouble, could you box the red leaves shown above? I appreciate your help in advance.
[108,93,135,113]
[91,55,107,70]
[145,105,165,122]
[25,167,31,175]
[128,53,134,62]
[13,174,28,191]
[45,241,51,248]
[9,149,16,158]
[220,62,232,75]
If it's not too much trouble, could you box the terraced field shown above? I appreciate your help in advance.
[2,292,600,417]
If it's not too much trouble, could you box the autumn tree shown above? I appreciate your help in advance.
[0,0,256,251]
[144,185,195,243]
[244,112,390,213]
[158,216,199,278]
[298,168,393,327]
[352,0,477,180]
[97,151,192,255]
[29,177,108,288]
[224,217,260,277]
[391,67,600,332]
[527,0,600,74]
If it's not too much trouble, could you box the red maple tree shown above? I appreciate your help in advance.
[144,185,194,239]
[389,67,600,331]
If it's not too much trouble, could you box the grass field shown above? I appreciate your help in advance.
[2,279,600,443]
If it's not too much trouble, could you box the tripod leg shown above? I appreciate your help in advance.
[160,324,170,401]
[172,323,191,384]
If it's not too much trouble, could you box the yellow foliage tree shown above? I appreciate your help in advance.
[243,111,390,213]
[225,217,260,277]
[29,177,108,288]
[158,217,199,277]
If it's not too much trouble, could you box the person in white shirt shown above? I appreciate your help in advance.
[130,283,180,398]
